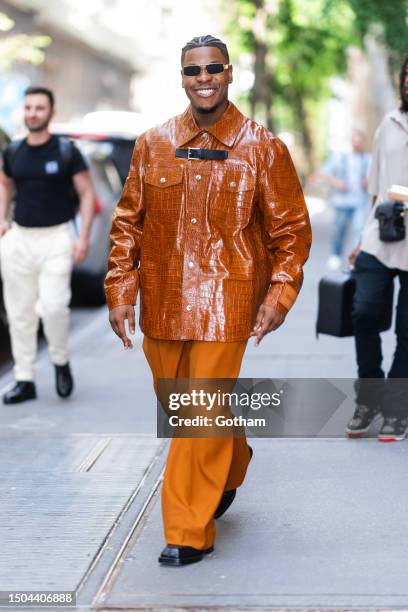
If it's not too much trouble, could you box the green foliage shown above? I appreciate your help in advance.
[225,0,356,107]
[275,0,354,97]
[221,0,408,164]
[346,0,408,57]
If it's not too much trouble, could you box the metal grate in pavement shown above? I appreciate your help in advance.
[0,435,161,593]
[0,434,104,473]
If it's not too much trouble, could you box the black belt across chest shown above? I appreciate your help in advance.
[175,147,228,161]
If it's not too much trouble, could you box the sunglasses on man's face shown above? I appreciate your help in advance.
[182,63,231,77]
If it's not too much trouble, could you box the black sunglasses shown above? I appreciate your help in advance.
[182,63,231,77]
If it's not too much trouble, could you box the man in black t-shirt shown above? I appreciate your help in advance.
[0,86,96,404]
[2,135,88,227]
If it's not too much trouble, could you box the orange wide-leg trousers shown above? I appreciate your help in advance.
[143,336,252,550]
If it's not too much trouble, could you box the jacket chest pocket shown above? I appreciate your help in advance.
[210,170,255,228]
[144,166,184,214]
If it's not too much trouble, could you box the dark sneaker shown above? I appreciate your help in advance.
[345,404,381,437]
[378,416,408,442]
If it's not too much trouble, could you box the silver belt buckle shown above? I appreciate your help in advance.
[187,148,200,160]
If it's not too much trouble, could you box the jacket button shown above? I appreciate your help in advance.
[195,174,201,181]
[186,304,192,311]
[230,181,236,187]
[160,177,166,183]
[188,261,194,269]
[191,218,197,224]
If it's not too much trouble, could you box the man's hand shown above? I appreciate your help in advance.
[0,220,9,237]
[250,304,286,346]
[72,235,89,264]
[109,305,135,349]
[348,243,361,270]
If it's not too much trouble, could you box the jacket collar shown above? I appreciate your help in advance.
[175,102,245,148]
[389,108,408,134]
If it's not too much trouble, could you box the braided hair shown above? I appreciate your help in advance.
[181,35,229,64]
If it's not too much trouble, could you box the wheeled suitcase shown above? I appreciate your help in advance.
[316,270,393,337]
[316,271,356,337]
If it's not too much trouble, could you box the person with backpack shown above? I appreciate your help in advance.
[0,86,96,404]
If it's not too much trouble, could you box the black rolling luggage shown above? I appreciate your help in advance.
[316,270,393,337]
[316,271,356,337]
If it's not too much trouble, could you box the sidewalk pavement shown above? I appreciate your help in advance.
[103,438,408,609]
[1,205,407,610]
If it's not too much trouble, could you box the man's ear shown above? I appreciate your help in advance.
[181,69,185,88]
[228,66,233,84]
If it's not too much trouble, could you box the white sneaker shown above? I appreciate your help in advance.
[327,255,341,270]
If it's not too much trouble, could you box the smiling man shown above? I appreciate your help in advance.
[105,35,311,566]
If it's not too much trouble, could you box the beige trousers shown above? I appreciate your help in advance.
[0,222,74,381]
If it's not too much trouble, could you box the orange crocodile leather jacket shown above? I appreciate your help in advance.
[104,102,312,341]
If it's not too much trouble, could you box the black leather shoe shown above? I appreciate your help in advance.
[158,544,214,566]
[3,381,37,405]
[55,363,74,398]
[214,445,253,519]
[214,489,236,519]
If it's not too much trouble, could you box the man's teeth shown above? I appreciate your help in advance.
[196,89,216,97]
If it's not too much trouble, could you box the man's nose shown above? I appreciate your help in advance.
[196,67,212,82]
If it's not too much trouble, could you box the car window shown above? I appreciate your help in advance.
[74,140,122,192]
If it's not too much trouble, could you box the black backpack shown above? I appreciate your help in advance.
[4,137,80,213]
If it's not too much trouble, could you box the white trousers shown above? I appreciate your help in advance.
[0,222,74,381]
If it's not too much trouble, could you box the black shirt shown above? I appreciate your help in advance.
[2,136,88,227]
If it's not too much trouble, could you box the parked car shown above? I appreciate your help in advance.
[0,114,141,313]
[53,111,152,304]
[52,131,135,304]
